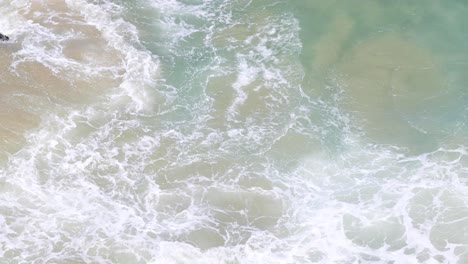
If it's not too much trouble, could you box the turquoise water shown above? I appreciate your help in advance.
[0,0,467,263]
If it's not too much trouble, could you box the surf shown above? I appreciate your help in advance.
[0,0,467,263]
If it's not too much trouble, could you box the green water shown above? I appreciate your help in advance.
[296,0,468,151]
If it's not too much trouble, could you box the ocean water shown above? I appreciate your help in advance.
[0,0,467,263]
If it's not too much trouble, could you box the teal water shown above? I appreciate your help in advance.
[0,0,467,263]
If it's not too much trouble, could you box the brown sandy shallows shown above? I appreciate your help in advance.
[0,0,125,162]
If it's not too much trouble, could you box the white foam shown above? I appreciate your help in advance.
[288,142,468,263]
[65,0,160,113]
[227,59,259,119]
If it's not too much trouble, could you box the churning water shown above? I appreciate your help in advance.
[1,0,468,263]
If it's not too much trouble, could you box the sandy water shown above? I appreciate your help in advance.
[0,0,467,263]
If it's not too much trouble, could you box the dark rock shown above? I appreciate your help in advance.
[0,33,9,41]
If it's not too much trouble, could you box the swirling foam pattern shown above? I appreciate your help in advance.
[0,0,467,263]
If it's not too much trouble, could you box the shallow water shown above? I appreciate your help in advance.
[0,0,467,263]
